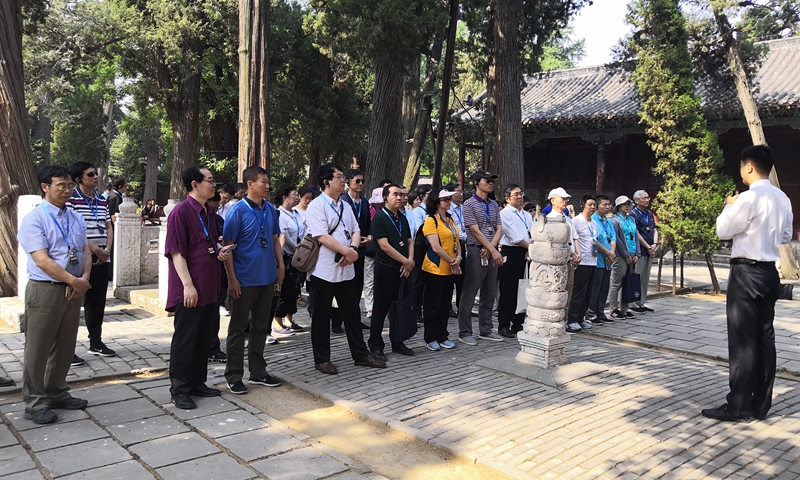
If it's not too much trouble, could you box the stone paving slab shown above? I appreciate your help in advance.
[128,432,220,469]
[0,424,16,449]
[0,444,38,476]
[107,415,190,445]
[186,409,269,438]
[87,397,164,426]
[6,408,89,432]
[216,428,306,462]
[250,447,350,480]
[35,438,132,477]
[58,460,154,480]
[71,384,141,406]
[165,397,238,420]
[17,418,108,451]
[2,469,47,480]
[155,453,257,480]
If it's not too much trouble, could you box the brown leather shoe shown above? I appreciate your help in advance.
[315,362,338,375]
[354,354,387,369]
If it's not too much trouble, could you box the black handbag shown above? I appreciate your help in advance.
[622,264,642,304]
[389,280,417,343]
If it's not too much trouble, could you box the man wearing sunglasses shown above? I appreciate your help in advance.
[67,162,116,364]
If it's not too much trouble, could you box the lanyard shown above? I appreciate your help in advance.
[242,198,269,239]
[452,205,463,230]
[382,208,403,235]
[196,211,212,241]
[584,215,596,238]
[620,214,636,242]
[512,209,529,229]
[323,196,346,234]
[75,189,100,221]
[349,194,361,222]
[43,204,72,248]
[438,214,457,243]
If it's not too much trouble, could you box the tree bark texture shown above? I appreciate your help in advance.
[706,253,720,294]
[401,58,421,167]
[432,0,460,190]
[31,71,53,167]
[238,0,270,180]
[365,61,405,188]
[100,100,114,189]
[483,5,496,174]
[0,0,39,297]
[713,2,800,279]
[403,33,444,189]
[143,137,159,204]
[492,0,524,194]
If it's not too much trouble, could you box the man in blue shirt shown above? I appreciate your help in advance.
[222,166,285,395]
[18,165,93,424]
[586,194,617,325]
[629,190,659,313]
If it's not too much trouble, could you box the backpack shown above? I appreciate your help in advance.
[413,215,439,265]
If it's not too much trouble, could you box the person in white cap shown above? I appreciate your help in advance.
[546,188,582,334]
[629,189,658,313]
[363,187,385,320]
[497,184,533,338]
[608,195,639,319]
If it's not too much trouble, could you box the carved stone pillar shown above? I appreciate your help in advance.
[159,199,180,304]
[516,214,572,367]
[112,196,141,288]
[17,195,43,300]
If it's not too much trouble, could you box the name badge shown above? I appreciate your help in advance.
[260,238,268,248]
[69,248,79,265]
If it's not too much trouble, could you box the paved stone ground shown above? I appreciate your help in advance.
[0,377,385,479]
[1,282,800,479]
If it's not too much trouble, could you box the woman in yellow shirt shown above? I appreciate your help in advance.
[421,189,462,351]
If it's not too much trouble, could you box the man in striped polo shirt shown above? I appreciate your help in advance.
[68,162,116,362]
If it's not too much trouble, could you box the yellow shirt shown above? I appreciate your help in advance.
[421,214,459,276]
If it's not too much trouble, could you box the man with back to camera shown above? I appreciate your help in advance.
[17,165,92,424]
[306,163,386,374]
[106,176,129,223]
[629,189,658,313]
[222,166,285,395]
[67,162,116,364]
[702,145,793,423]
[164,166,233,410]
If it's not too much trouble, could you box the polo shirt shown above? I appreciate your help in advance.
[18,200,89,281]
[421,214,459,276]
[463,194,501,247]
[630,206,656,245]
[164,196,221,310]
[371,207,411,269]
[67,188,111,251]
[106,191,123,218]
[278,205,306,256]
[222,197,280,287]
[306,192,360,283]
[592,212,616,268]
[573,214,598,267]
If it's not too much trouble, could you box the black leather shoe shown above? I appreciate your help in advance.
[371,350,388,361]
[448,308,458,318]
[360,322,371,330]
[315,362,339,375]
[332,324,344,335]
[498,327,516,338]
[354,355,387,368]
[0,377,15,388]
[391,344,415,356]
[701,404,751,423]
[172,394,197,410]
[190,384,222,397]
[49,396,88,410]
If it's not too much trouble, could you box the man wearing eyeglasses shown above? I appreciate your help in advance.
[67,162,116,364]
[17,165,93,424]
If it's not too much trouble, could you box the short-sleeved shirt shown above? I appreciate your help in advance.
[371,207,411,269]
[592,212,616,268]
[341,192,371,256]
[306,192,360,283]
[629,206,656,245]
[412,205,427,235]
[163,196,222,311]
[278,205,306,256]
[18,200,89,282]
[106,191,123,218]
[449,203,467,240]
[222,197,281,287]
[67,189,111,252]
[463,194,501,247]
[573,214,598,267]
[421,214,459,276]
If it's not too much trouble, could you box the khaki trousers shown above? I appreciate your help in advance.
[23,281,82,410]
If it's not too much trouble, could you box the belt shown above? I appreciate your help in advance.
[30,280,68,286]
[730,258,774,266]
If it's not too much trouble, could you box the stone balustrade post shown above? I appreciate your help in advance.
[17,195,43,300]
[112,196,141,288]
[159,199,180,304]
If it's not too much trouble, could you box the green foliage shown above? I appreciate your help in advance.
[625,0,733,255]
[738,0,800,39]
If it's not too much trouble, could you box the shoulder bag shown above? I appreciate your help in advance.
[292,204,343,273]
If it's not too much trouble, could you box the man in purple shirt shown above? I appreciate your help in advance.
[165,166,233,410]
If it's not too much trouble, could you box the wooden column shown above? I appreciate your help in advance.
[595,143,606,194]
[458,143,466,188]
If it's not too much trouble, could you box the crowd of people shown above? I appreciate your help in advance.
[12,145,789,425]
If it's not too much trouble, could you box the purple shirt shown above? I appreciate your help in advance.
[164,196,221,311]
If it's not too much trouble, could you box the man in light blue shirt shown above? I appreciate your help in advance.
[586,194,617,325]
[17,165,93,424]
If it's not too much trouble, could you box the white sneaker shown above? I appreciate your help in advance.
[272,327,295,337]
[266,336,278,344]
[219,306,229,317]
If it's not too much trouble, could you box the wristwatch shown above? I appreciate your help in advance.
[349,245,358,252]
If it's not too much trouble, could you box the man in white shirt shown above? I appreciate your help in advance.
[566,195,598,333]
[702,145,793,423]
[447,183,466,317]
[498,184,532,338]
[305,163,386,375]
[546,188,582,333]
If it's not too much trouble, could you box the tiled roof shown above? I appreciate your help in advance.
[456,36,800,130]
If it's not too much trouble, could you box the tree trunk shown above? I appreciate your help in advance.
[365,61,405,187]
[672,250,677,295]
[432,0,460,190]
[712,2,800,279]
[403,33,444,189]
[99,99,114,189]
[706,253,720,294]
[0,0,39,297]
[402,58,421,167]
[31,70,53,167]
[483,4,496,174]
[143,136,159,204]
[492,0,524,194]
[238,0,270,180]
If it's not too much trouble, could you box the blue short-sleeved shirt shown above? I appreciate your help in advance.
[223,197,280,287]
[592,212,616,268]
[18,200,89,282]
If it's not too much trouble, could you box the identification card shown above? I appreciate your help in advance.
[207,246,216,257]
[399,241,404,247]
[260,238,268,248]
[344,230,351,240]
[69,249,79,265]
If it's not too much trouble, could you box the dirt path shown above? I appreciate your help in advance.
[233,383,515,480]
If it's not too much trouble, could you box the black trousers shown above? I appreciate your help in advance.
[726,262,779,418]
[588,267,611,320]
[369,262,410,352]
[497,246,526,331]
[209,263,228,355]
[453,240,466,310]
[276,255,300,318]
[568,265,596,324]
[83,262,110,349]
[310,276,370,364]
[411,262,425,315]
[423,271,454,344]
[332,255,365,328]
[169,303,218,395]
